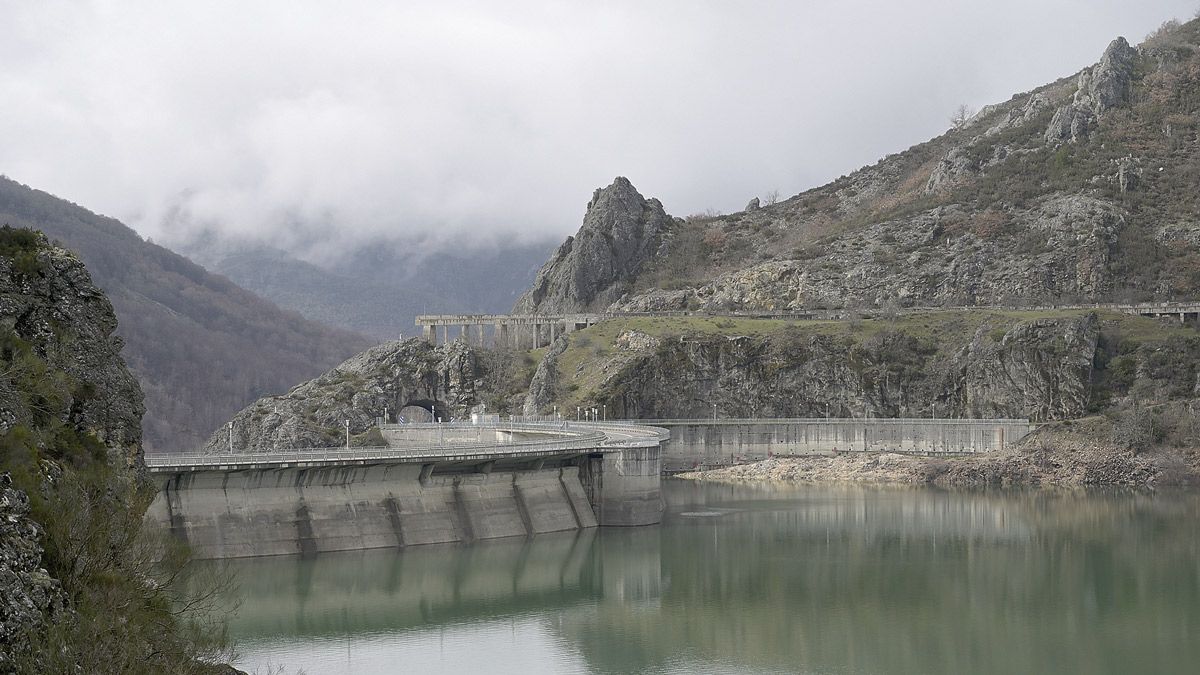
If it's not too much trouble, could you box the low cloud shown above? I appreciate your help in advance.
[0,0,1192,261]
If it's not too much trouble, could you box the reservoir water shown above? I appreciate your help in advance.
[217,480,1200,674]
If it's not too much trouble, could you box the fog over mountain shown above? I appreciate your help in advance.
[1,1,1196,264]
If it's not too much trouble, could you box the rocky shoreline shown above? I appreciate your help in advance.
[676,425,1200,489]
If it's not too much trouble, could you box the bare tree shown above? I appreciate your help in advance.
[764,189,781,206]
[950,104,975,130]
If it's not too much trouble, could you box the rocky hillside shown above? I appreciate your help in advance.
[0,176,374,450]
[0,228,226,672]
[205,339,531,452]
[523,310,1199,422]
[521,21,1200,314]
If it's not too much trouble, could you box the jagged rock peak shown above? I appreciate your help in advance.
[1045,36,1137,143]
[514,177,673,314]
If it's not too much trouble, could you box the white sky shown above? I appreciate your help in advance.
[0,0,1195,259]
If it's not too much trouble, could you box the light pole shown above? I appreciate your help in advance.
[712,403,717,420]
[228,421,233,454]
[344,420,350,450]
[576,406,581,421]
[602,404,607,421]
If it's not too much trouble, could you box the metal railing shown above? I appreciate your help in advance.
[416,302,1200,327]
[142,420,676,470]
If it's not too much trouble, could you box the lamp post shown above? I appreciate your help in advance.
[576,406,581,421]
[712,403,717,420]
[228,421,233,454]
[344,420,350,450]
[602,404,607,421]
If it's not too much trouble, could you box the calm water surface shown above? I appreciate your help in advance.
[215,481,1200,674]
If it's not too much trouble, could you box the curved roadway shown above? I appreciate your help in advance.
[144,421,668,472]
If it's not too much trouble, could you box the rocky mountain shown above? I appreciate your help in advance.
[0,229,226,671]
[515,177,673,314]
[526,22,1200,313]
[0,176,374,450]
[182,237,555,340]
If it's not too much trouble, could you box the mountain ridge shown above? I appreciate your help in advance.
[0,175,374,450]
[519,22,1200,315]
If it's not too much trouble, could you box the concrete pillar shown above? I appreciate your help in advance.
[440,326,448,344]
[422,324,434,343]
[550,322,557,344]
[532,324,539,349]
[499,324,510,349]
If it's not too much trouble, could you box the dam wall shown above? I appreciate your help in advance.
[656,418,1033,472]
[147,464,599,559]
[580,445,663,527]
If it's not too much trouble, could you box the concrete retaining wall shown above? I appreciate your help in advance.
[147,464,597,559]
[658,419,1033,472]
[580,446,663,527]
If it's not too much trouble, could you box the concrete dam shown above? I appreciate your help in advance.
[146,417,1034,559]
[145,421,667,559]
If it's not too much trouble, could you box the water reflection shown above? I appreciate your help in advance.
[218,481,1200,675]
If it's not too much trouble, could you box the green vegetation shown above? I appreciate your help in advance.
[0,327,230,672]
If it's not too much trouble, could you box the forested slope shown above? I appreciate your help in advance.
[0,176,373,449]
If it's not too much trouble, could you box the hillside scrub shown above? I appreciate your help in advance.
[1,231,231,673]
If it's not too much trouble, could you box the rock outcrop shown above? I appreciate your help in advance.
[565,315,1100,422]
[0,230,222,671]
[0,473,67,666]
[948,313,1100,420]
[514,177,673,314]
[1045,37,1138,143]
[523,336,568,416]
[205,339,488,452]
[0,238,144,464]
[613,195,1123,312]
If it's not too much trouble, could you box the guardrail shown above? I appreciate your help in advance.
[142,420,680,471]
[416,302,1200,326]
[145,423,611,470]
[622,417,1032,425]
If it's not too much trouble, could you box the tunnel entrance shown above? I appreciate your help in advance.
[398,399,447,423]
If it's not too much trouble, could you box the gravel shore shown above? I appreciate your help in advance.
[676,426,1200,488]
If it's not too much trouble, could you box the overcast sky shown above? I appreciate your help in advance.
[0,1,1195,261]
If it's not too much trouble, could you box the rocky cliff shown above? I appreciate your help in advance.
[514,177,674,314]
[0,228,225,672]
[205,338,529,452]
[546,315,1097,422]
[524,309,1197,425]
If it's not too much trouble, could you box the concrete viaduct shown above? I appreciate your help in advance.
[416,302,1200,348]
